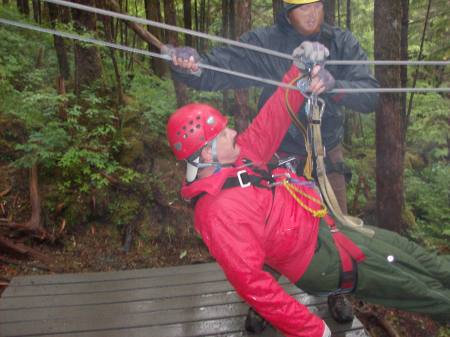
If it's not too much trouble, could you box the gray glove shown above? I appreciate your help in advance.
[292,41,330,70]
[317,67,335,91]
[165,45,202,76]
[171,46,200,62]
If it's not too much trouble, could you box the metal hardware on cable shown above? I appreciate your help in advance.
[42,0,450,67]
[0,19,449,94]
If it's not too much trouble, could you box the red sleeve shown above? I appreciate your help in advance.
[238,65,305,163]
[204,211,325,337]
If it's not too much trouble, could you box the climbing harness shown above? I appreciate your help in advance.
[283,59,375,236]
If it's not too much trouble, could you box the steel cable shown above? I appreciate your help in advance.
[42,0,450,67]
[0,18,449,94]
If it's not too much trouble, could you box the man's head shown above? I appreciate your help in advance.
[283,0,324,36]
[167,103,240,182]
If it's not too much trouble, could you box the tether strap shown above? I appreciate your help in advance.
[323,215,365,293]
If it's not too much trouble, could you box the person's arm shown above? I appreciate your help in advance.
[238,65,304,163]
[169,29,277,91]
[203,208,327,337]
[327,31,379,113]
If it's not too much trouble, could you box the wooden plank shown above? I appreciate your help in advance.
[0,280,302,310]
[0,290,322,323]
[0,302,336,336]
[1,315,366,337]
[8,263,222,287]
[3,270,231,297]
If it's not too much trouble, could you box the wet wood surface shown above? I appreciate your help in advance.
[0,262,369,337]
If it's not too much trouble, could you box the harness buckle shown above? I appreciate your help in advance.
[236,170,251,188]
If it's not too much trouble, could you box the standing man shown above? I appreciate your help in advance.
[169,0,379,326]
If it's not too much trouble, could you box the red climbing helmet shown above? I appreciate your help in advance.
[167,103,227,160]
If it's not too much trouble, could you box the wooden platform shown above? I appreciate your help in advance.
[0,263,369,337]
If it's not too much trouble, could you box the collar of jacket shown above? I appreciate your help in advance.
[181,165,243,201]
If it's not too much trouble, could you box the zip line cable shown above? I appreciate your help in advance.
[43,0,450,67]
[0,18,449,94]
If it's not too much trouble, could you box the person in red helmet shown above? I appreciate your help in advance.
[166,44,450,337]
[168,0,379,325]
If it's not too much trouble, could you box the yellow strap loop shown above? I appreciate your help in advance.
[282,180,327,218]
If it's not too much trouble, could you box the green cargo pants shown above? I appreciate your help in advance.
[296,221,450,322]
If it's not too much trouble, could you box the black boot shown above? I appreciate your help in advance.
[327,294,354,323]
[245,307,268,334]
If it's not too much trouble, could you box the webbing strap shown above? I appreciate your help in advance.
[310,99,375,237]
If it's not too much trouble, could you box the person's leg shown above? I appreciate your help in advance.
[323,144,357,322]
[343,226,450,321]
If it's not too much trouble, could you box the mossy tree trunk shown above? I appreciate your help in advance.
[71,0,103,95]
[374,0,406,233]
[232,0,252,132]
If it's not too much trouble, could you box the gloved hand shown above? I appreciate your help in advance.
[165,45,202,75]
[317,67,335,92]
[301,64,335,94]
[292,41,330,70]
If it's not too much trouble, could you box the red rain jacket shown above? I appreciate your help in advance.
[181,65,326,337]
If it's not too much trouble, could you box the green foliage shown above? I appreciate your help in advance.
[406,89,449,161]
[405,164,450,248]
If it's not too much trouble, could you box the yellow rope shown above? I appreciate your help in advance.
[282,180,327,218]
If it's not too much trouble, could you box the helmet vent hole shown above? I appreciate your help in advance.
[183,134,188,139]
[190,129,194,133]
[189,120,194,125]
[196,116,201,120]
[182,126,187,130]
[196,124,201,129]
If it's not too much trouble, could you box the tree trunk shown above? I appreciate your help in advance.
[323,0,335,26]
[16,0,29,15]
[27,165,42,231]
[71,0,102,94]
[143,0,166,76]
[47,3,71,80]
[163,0,188,107]
[400,0,408,136]
[272,0,283,23]
[337,0,341,27]
[32,0,41,23]
[102,14,124,106]
[374,0,405,233]
[346,0,351,30]
[232,0,252,132]
[183,0,193,46]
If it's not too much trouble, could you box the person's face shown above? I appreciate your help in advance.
[202,127,240,165]
[288,1,324,36]
[214,127,240,164]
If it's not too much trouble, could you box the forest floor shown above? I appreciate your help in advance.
[0,163,448,337]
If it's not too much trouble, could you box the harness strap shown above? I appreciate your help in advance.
[323,215,365,293]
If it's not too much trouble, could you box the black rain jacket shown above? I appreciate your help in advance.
[172,10,379,155]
